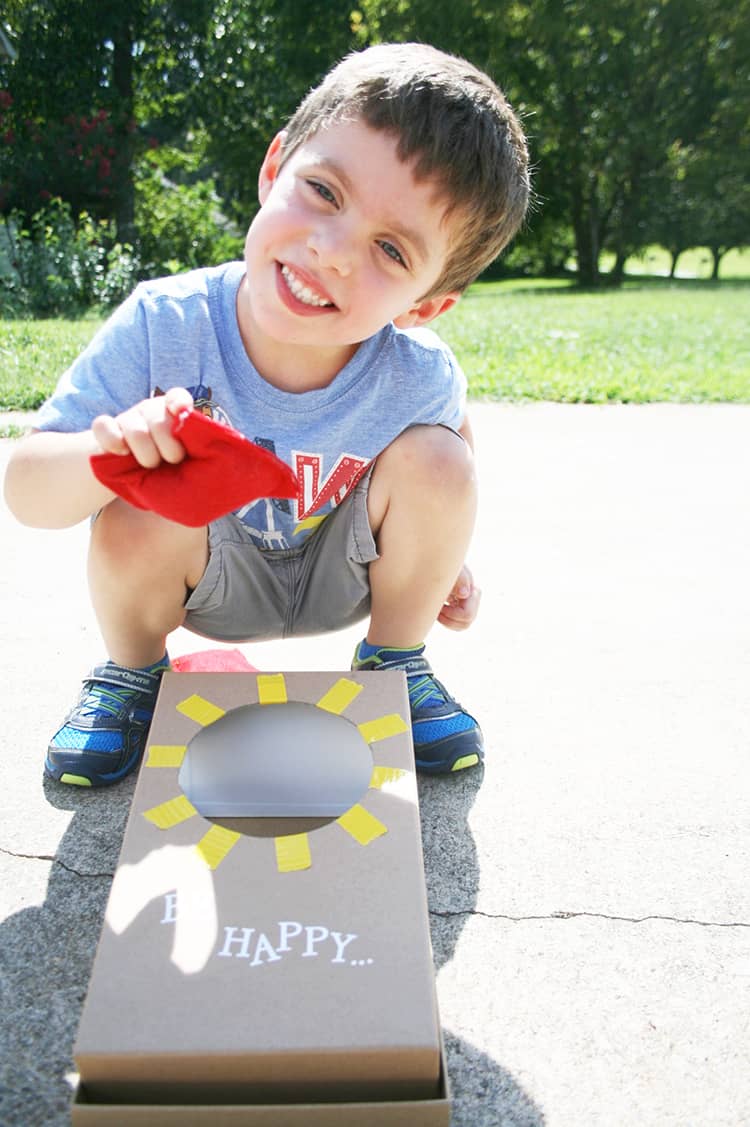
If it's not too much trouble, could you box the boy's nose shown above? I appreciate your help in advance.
[306,225,353,277]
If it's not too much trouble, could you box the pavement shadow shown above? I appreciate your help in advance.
[1,768,543,1126]
[419,768,545,1126]
[0,776,136,1125]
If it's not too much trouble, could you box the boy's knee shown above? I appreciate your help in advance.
[370,426,476,526]
[384,424,475,492]
[91,499,197,570]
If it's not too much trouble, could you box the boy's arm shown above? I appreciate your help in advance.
[3,388,193,529]
[4,428,117,529]
[437,410,481,630]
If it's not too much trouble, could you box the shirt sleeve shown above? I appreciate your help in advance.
[35,286,152,432]
[400,326,467,431]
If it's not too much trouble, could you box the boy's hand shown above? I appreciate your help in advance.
[91,388,194,468]
[438,564,481,631]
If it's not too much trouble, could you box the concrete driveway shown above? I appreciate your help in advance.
[1,403,749,1125]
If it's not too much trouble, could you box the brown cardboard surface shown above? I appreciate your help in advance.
[74,671,442,1107]
[72,1053,451,1125]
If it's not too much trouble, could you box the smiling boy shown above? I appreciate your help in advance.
[4,43,530,786]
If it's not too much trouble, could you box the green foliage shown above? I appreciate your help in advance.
[361,0,749,286]
[0,0,213,233]
[0,98,130,219]
[1,0,747,294]
[197,1,362,224]
[134,152,243,276]
[0,199,139,316]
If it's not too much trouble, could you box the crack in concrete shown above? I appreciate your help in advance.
[3,843,746,930]
[0,845,113,880]
[430,907,750,929]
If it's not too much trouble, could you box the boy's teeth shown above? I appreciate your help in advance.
[281,265,332,307]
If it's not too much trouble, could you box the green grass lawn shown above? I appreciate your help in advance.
[0,316,103,411]
[0,277,748,426]
[438,277,750,403]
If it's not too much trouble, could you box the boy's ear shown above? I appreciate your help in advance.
[393,292,461,329]
[258,131,287,203]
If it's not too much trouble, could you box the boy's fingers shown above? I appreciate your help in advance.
[439,584,481,630]
[117,407,164,468]
[152,388,194,463]
[149,411,188,465]
[92,392,192,467]
[164,387,195,417]
[91,413,130,456]
[437,604,470,631]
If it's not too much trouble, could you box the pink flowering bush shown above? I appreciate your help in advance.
[0,93,130,218]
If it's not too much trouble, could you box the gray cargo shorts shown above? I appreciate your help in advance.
[183,468,377,642]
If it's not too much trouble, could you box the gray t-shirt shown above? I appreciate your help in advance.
[37,261,466,548]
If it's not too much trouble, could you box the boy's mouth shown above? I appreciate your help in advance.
[280,264,335,310]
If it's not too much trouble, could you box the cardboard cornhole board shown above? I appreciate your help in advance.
[72,670,450,1124]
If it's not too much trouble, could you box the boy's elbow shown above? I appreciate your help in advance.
[4,447,43,526]
[3,434,66,528]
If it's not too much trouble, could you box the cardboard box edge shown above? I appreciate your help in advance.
[71,1041,451,1125]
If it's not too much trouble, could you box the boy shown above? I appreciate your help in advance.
[4,42,530,785]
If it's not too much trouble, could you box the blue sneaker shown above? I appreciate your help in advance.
[45,658,169,787]
[351,642,484,774]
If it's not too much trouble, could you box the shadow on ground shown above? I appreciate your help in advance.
[419,769,544,1126]
[0,769,543,1126]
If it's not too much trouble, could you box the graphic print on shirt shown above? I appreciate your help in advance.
[235,437,293,549]
[153,390,370,548]
[153,384,232,427]
[238,446,371,549]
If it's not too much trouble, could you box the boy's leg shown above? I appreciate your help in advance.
[46,501,208,787]
[365,425,477,645]
[353,425,484,774]
[88,499,209,668]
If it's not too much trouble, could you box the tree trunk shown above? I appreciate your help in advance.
[709,246,725,280]
[571,177,600,287]
[112,25,136,245]
[611,248,628,286]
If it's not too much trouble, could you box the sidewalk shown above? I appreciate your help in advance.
[1,403,749,1126]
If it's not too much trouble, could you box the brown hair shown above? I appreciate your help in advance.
[280,42,531,296]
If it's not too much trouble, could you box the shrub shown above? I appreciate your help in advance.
[0,198,140,316]
[134,156,244,278]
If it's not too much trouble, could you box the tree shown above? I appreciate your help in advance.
[196,1,361,226]
[360,0,749,285]
[0,0,212,239]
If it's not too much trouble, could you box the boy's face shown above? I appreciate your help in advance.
[239,119,460,382]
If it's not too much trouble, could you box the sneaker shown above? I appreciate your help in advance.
[351,642,484,774]
[45,658,169,787]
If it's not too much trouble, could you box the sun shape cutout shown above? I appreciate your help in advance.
[141,674,409,874]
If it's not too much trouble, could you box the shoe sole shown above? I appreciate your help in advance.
[414,750,483,775]
[44,747,142,788]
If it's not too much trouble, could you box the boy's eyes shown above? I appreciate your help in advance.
[376,240,407,268]
[304,178,407,269]
[307,179,337,206]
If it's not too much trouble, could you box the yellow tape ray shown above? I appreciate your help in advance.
[145,744,187,768]
[143,794,197,830]
[195,825,241,870]
[358,713,409,744]
[176,694,226,727]
[275,833,312,872]
[369,765,407,789]
[337,803,387,845]
[316,678,364,715]
[257,673,288,704]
